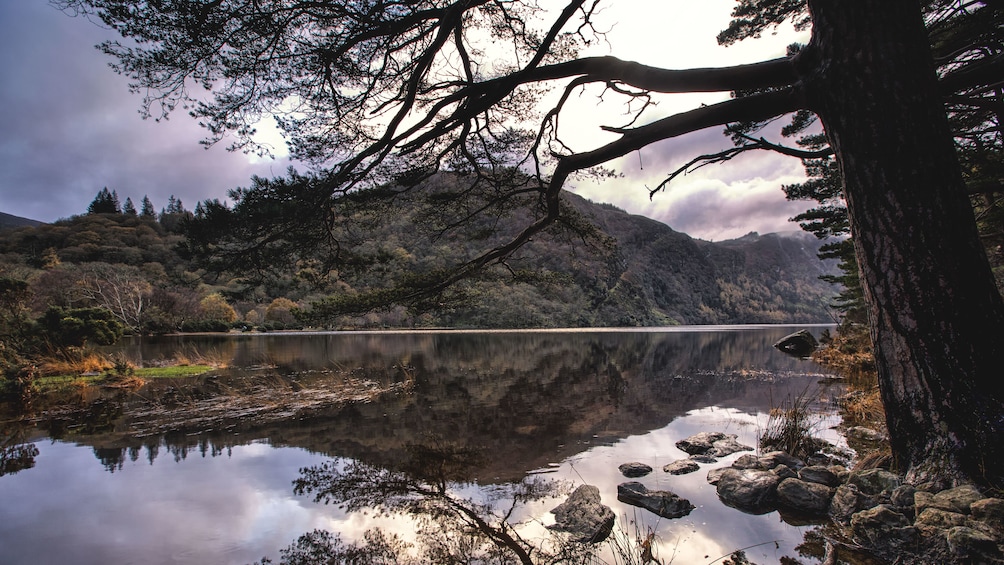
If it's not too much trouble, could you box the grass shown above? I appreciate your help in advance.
[758,386,823,460]
[35,364,216,392]
[134,365,215,378]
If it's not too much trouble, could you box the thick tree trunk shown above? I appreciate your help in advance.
[801,0,1004,488]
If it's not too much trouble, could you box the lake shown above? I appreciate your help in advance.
[0,326,846,564]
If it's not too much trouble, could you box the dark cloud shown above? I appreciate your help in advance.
[1,0,814,241]
[0,0,290,222]
[568,126,814,240]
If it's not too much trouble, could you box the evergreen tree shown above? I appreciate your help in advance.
[140,195,156,218]
[87,187,120,215]
[122,197,137,215]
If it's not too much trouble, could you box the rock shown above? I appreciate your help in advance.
[715,468,781,513]
[915,508,969,532]
[845,426,885,443]
[946,526,1002,561]
[890,484,917,509]
[776,478,834,515]
[616,482,695,519]
[772,464,798,480]
[848,468,901,496]
[675,432,727,455]
[914,490,935,514]
[798,465,841,488]
[773,329,818,357]
[708,435,754,457]
[758,451,805,470]
[549,485,616,543]
[850,505,916,547]
[970,497,1004,535]
[689,454,719,464]
[618,462,653,478]
[928,484,983,514]
[663,460,700,475]
[707,467,728,485]
[830,484,876,520]
[828,465,850,484]
[732,454,761,469]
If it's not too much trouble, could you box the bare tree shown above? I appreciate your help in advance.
[74,262,152,330]
[57,0,1004,488]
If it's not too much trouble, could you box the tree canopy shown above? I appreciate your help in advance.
[57,0,1004,489]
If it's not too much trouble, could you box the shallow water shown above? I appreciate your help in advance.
[0,326,844,564]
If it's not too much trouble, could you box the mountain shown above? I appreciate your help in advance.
[549,194,839,325]
[0,181,840,329]
[0,211,43,230]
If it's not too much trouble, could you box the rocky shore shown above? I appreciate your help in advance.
[549,429,1002,563]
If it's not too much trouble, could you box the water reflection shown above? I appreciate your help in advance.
[0,327,841,564]
[79,327,838,482]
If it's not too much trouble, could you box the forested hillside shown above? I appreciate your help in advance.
[0,177,838,331]
[0,212,41,230]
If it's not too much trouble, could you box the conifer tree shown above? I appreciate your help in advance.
[86,187,120,214]
[140,195,156,218]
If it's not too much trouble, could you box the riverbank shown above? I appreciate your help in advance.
[809,327,1003,564]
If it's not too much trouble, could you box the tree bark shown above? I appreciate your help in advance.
[800,0,1004,488]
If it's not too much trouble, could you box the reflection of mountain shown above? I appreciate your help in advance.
[60,329,838,480]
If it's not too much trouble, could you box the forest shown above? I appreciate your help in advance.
[0,176,840,336]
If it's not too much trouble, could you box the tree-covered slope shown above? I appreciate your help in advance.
[0,178,838,330]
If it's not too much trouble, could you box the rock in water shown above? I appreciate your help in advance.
[617,482,695,519]
[715,468,781,513]
[773,329,818,357]
[618,462,653,477]
[549,485,615,543]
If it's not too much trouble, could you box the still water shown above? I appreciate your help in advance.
[0,326,845,564]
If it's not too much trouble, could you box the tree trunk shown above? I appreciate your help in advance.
[801,0,1004,488]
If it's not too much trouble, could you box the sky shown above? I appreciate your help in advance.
[0,0,814,241]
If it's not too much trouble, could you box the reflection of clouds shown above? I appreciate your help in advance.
[0,407,843,564]
[543,408,836,564]
[0,441,346,565]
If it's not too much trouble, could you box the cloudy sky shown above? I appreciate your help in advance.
[0,0,813,241]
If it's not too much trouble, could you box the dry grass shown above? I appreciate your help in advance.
[37,349,110,376]
[758,387,824,460]
[840,386,886,430]
[162,345,230,369]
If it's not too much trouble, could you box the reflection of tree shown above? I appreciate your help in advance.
[94,446,126,473]
[0,421,39,477]
[286,440,589,565]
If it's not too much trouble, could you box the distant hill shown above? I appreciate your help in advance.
[557,193,839,325]
[0,176,840,329]
[0,211,43,230]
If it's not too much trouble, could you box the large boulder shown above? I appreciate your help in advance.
[549,485,615,543]
[830,484,876,520]
[921,484,984,514]
[914,508,968,533]
[848,468,901,496]
[946,527,1003,561]
[970,497,1004,536]
[850,505,917,547]
[616,482,695,519]
[675,432,752,458]
[715,468,781,513]
[798,465,841,488]
[773,329,818,357]
[776,478,834,515]
[675,432,727,455]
